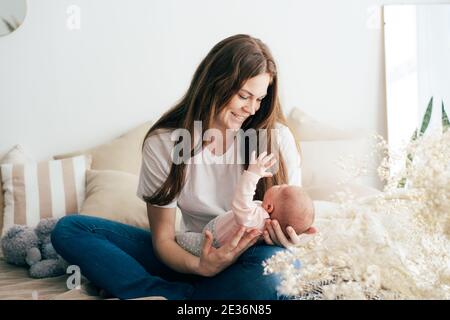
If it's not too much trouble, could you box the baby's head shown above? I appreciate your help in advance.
[262,185,315,236]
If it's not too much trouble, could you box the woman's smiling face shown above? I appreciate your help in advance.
[214,73,271,131]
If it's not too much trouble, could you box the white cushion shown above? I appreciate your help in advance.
[305,183,381,201]
[288,108,361,141]
[287,108,377,189]
[0,145,36,236]
[0,145,35,165]
[300,138,373,187]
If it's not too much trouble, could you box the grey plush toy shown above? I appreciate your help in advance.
[1,218,69,278]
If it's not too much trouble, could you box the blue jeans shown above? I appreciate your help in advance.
[51,215,288,300]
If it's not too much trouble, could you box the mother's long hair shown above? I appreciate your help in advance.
[142,34,294,206]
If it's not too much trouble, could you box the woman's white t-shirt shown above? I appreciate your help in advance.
[137,123,301,233]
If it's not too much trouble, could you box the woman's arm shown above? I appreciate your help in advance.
[147,204,200,274]
[147,204,261,277]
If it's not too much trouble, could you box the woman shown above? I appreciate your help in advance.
[52,34,303,300]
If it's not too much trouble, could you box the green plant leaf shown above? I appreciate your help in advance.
[397,177,406,188]
[442,100,450,131]
[419,97,433,136]
[397,151,413,188]
[410,128,418,142]
[398,97,434,188]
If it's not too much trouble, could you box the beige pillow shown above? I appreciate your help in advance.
[54,121,153,175]
[287,107,377,188]
[287,108,364,141]
[81,170,149,229]
[305,183,381,201]
[300,139,374,188]
[0,145,36,236]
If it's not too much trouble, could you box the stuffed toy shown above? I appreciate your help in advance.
[1,218,69,278]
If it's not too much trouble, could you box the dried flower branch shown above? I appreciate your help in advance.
[264,129,450,299]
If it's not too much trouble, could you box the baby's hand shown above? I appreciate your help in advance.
[248,151,277,177]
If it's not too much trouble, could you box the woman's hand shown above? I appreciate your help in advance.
[262,219,316,248]
[197,227,261,277]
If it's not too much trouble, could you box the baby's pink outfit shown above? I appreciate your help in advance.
[176,170,269,256]
[213,170,269,245]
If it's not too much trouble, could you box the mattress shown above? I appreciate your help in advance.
[0,256,165,300]
[0,256,103,300]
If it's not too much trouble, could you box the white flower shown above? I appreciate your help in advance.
[264,130,450,299]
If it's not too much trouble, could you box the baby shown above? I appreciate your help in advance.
[176,151,316,256]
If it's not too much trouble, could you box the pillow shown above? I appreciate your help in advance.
[305,183,382,202]
[287,108,359,141]
[80,170,183,231]
[287,108,361,141]
[80,170,149,229]
[0,155,91,235]
[300,139,374,188]
[0,145,36,236]
[54,121,153,175]
[287,107,377,189]
[0,144,34,164]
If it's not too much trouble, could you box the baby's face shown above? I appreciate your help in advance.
[262,184,288,212]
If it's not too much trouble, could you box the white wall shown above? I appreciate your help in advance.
[1,0,448,164]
